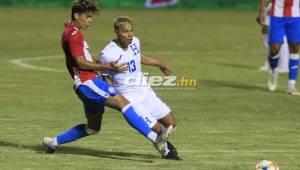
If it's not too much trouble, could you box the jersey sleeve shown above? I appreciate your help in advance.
[69,32,84,58]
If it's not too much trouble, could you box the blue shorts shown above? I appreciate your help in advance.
[76,77,119,116]
[269,16,300,44]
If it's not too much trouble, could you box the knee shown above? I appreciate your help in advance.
[116,95,130,108]
[152,123,162,134]
[289,44,299,53]
[269,49,280,57]
[269,45,281,57]
[169,114,177,127]
[86,127,100,135]
[172,121,177,127]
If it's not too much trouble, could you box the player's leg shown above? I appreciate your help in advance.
[259,25,271,72]
[105,94,172,155]
[158,113,176,129]
[129,103,172,154]
[43,85,104,153]
[285,17,300,95]
[43,113,102,153]
[267,16,285,91]
[287,43,300,95]
[277,36,289,73]
[104,94,153,136]
[145,90,175,136]
[143,90,181,159]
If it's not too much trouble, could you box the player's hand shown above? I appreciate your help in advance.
[111,61,127,72]
[256,10,265,26]
[159,64,172,76]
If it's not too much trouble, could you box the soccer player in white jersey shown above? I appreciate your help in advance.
[257,0,300,95]
[99,16,181,160]
[259,0,289,73]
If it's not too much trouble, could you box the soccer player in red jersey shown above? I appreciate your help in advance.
[257,0,300,95]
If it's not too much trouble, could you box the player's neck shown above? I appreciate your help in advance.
[71,20,81,30]
[114,39,128,50]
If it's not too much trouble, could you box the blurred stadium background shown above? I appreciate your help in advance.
[1,0,300,170]
[0,0,257,9]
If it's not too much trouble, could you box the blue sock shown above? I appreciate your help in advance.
[122,105,152,137]
[56,124,89,145]
[268,55,279,70]
[289,54,299,80]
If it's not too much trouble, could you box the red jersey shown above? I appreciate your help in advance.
[270,0,300,17]
[61,21,97,87]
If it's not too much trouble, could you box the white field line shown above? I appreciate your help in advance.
[8,50,264,72]
[8,51,186,72]
[9,55,65,73]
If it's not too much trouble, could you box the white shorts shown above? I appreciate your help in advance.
[122,87,171,128]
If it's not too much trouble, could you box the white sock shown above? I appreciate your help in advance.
[147,131,157,143]
[288,80,296,88]
[52,137,58,146]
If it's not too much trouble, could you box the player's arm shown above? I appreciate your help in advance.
[141,53,172,76]
[256,0,266,25]
[74,56,127,72]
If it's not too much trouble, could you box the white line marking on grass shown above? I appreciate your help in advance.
[9,50,258,72]
[9,55,65,72]
[8,51,187,72]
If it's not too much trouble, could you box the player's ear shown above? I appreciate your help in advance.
[74,13,80,20]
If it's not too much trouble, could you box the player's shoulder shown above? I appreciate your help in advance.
[63,22,82,39]
[102,40,119,54]
[133,36,140,43]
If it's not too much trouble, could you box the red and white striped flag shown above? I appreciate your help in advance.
[145,0,178,8]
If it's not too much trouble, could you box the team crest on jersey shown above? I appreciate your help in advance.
[129,43,140,55]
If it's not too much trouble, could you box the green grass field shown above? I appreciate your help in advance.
[1,8,300,170]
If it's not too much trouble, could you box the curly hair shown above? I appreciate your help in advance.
[71,0,100,20]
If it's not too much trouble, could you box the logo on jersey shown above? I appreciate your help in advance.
[116,55,123,63]
[71,30,78,35]
[129,43,140,55]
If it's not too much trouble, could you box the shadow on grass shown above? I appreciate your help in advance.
[201,79,286,94]
[0,140,157,163]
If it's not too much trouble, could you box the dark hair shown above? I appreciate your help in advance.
[114,16,133,31]
[71,0,100,20]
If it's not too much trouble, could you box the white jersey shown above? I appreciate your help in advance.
[100,36,171,123]
[99,37,150,103]
[270,0,300,17]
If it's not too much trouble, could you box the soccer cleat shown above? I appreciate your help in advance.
[43,137,57,153]
[166,140,177,155]
[259,62,270,72]
[155,125,175,152]
[162,148,182,160]
[287,87,300,96]
[165,125,175,139]
[155,132,168,155]
[267,72,278,91]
